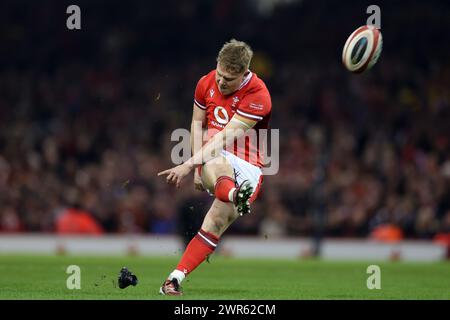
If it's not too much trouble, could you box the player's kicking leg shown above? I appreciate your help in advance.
[200,154,255,216]
[159,155,254,296]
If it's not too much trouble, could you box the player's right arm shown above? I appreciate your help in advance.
[191,103,206,190]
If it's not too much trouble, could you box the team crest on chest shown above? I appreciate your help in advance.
[231,96,240,108]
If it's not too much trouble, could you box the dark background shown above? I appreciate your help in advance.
[0,0,449,240]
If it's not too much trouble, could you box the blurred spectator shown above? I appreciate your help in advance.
[370,224,404,243]
[56,208,104,235]
[0,204,24,232]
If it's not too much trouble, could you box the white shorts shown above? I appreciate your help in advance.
[202,150,263,203]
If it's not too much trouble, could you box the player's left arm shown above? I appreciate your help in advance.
[158,114,256,187]
[158,91,270,188]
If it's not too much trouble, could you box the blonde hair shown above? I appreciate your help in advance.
[217,39,253,74]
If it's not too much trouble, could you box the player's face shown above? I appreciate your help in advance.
[215,64,246,95]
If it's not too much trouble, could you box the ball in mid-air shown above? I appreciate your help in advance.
[342,25,383,73]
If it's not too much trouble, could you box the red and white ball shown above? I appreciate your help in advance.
[342,25,383,73]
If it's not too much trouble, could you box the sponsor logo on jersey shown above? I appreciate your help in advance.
[209,89,215,97]
[213,106,229,125]
[249,102,264,110]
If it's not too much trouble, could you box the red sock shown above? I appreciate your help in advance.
[176,229,219,275]
[214,176,236,203]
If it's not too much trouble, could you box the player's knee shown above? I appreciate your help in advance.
[203,160,230,177]
[202,162,232,192]
[200,163,213,191]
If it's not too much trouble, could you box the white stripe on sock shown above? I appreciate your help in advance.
[198,231,217,248]
[169,269,186,284]
[228,187,236,202]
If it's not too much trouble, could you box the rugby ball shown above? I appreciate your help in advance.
[342,25,383,73]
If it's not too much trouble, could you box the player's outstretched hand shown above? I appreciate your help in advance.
[158,163,193,188]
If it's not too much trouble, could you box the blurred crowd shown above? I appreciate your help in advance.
[0,0,449,240]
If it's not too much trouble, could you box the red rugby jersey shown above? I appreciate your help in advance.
[194,70,272,167]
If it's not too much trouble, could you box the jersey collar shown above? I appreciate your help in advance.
[238,70,253,90]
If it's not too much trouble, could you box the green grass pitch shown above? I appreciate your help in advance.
[0,255,448,299]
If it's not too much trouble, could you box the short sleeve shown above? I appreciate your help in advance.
[236,92,271,121]
[194,76,207,110]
